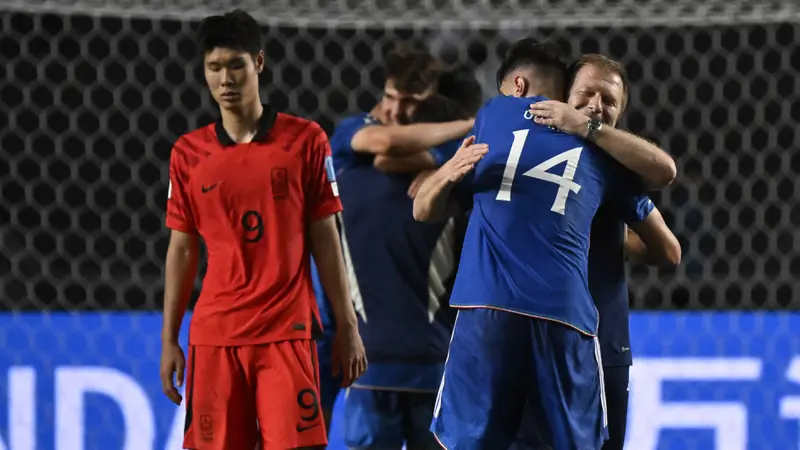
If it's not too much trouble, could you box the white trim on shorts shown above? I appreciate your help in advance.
[433,311,460,419]
[593,336,608,428]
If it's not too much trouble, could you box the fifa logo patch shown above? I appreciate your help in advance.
[324,156,339,197]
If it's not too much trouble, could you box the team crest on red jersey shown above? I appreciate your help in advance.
[199,414,214,441]
[271,168,289,198]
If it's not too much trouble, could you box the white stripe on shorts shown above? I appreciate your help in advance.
[593,336,608,428]
[433,311,461,418]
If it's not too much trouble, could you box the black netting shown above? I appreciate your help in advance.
[1,11,798,310]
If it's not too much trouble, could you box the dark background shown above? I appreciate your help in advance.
[1,11,798,310]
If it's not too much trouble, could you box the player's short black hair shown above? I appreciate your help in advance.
[413,94,469,123]
[384,44,442,94]
[438,67,484,117]
[196,9,262,56]
[495,38,567,92]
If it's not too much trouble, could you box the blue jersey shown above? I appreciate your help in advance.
[450,95,650,336]
[328,113,462,391]
[589,198,654,366]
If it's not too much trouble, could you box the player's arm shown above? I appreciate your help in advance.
[373,136,464,174]
[413,168,459,222]
[160,143,199,405]
[160,230,199,405]
[413,136,487,222]
[351,119,474,156]
[308,216,358,329]
[529,100,676,189]
[589,127,676,190]
[610,188,680,267]
[625,207,682,267]
[161,230,200,343]
[306,126,367,387]
[373,152,437,173]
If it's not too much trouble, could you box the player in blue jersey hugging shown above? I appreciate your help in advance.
[525,53,682,450]
[414,38,678,450]
[312,43,475,450]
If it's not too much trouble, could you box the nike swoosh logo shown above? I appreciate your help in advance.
[201,183,218,193]
[296,423,319,432]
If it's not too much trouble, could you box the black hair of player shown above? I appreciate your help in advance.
[196,9,262,56]
[412,94,469,124]
[495,38,567,92]
[438,67,484,117]
[384,43,442,94]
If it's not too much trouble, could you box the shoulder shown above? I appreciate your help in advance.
[273,113,326,143]
[333,113,375,135]
[474,96,504,118]
[479,95,533,113]
[175,124,215,150]
[475,96,537,132]
[330,113,377,156]
[171,124,216,165]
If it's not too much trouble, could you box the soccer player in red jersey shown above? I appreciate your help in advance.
[158,10,367,450]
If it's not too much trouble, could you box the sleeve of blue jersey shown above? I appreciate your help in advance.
[428,138,463,167]
[428,108,483,168]
[617,194,656,224]
[330,114,375,159]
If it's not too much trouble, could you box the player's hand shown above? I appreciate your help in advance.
[529,101,590,137]
[408,170,435,198]
[331,323,368,387]
[160,341,186,405]
[441,136,488,184]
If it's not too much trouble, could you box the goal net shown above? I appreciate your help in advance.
[1,0,798,313]
[1,3,800,450]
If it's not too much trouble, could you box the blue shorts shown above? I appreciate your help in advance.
[344,388,439,449]
[316,330,343,411]
[431,308,607,450]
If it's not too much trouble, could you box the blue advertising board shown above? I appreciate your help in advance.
[0,312,799,450]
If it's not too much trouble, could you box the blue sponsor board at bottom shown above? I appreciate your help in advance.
[0,312,799,450]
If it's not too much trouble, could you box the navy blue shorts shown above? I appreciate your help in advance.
[432,308,607,450]
[343,388,439,449]
[601,366,629,450]
[316,330,343,412]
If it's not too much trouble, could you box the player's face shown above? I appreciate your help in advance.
[380,79,432,125]
[204,47,264,110]
[568,64,625,127]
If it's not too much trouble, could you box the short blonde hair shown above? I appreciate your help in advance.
[567,54,629,112]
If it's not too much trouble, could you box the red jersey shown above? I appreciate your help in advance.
[166,106,342,346]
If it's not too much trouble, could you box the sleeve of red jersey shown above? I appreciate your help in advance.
[305,126,344,222]
[165,139,198,234]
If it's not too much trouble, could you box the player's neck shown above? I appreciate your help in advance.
[526,91,561,101]
[219,100,264,144]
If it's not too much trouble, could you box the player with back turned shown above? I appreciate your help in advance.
[158,10,366,450]
[523,54,682,450]
[414,39,654,449]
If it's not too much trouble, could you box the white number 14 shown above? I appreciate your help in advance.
[495,129,583,215]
